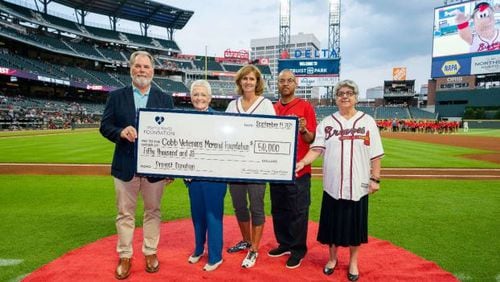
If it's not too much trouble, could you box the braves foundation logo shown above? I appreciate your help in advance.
[324,126,371,145]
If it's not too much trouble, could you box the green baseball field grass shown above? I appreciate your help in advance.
[0,129,499,168]
[0,128,499,281]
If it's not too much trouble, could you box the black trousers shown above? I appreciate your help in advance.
[270,174,311,259]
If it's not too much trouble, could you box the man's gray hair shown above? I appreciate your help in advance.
[129,50,155,67]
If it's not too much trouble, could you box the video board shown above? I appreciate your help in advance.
[431,0,500,77]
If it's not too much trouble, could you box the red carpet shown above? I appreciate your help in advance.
[24,216,457,282]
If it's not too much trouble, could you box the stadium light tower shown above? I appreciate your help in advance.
[328,0,340,58]
[279,0,291,58]
[327,0,340,104]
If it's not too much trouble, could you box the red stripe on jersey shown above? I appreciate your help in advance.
[350,113,365,200]
[332,114,343,199]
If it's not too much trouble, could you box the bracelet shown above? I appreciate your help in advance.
[370,177,380,184]
[457,22,469,30]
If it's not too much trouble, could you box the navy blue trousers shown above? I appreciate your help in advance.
[186,180,227,264]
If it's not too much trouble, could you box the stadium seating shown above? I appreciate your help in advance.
[158,59,194,70]
[187,80,236,97]
[154,78,189,93]
[35,33,75,53]
[113,73,132,85]
[0,1,37,21]
[256,64,272,75]
[62,38,103,59]
[315,106,338,120]
[193,60,224,71]
[120,32,179,51]
[62,66,101,84]
[357,106,375,116]
[409,107,438,120]
[0,52,69,79]
[84,26,122,42]
[84,69,124,87]
[0,1,180,54]
[222,64,242,72]
[41,13,81,34]
[375,106,411,120]
[97,47,127,62]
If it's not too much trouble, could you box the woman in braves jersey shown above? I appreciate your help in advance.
[295,79,384,281]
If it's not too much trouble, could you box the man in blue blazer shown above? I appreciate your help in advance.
[100,50,174,280]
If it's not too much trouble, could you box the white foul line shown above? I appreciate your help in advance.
[0,259,23,266]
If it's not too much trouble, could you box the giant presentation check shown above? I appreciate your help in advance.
[136,109,298,183]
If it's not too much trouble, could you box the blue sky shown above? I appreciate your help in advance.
[26,0,443,96]
[164,0,440,96]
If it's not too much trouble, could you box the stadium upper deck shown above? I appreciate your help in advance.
[0,0,272,102]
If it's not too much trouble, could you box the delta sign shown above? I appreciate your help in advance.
[292,48,337,59]
[278,48,339,87]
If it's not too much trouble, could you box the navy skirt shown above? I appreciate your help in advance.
[317,191,368,247]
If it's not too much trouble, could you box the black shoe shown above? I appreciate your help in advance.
[268,246,291,257]
[285,256,303,269]
[323,260,337,276]
[227,240,251,253]
[347,272,359,281]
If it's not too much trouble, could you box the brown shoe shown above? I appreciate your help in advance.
[145,254,159,273]
[115,258,131,280]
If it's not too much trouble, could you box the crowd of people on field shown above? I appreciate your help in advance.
[377,118,461,134]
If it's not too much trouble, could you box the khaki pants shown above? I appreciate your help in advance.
[114,176,165,258]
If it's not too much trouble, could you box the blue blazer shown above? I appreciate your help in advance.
[100,85,174,182]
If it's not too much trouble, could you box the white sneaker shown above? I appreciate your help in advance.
[241,250,258,268]
[188,252,204,264]
[203,259,223,271]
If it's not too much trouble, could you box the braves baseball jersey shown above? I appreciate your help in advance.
[225,96,276,115]
[470,29,500,52]
[311,111,384,201]
[274,98,317,178]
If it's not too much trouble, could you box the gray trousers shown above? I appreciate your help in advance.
[229,183,266,225]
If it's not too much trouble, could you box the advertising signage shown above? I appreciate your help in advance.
[431,0,500,77]
[277,58,339,87]
[0,65,114,92]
